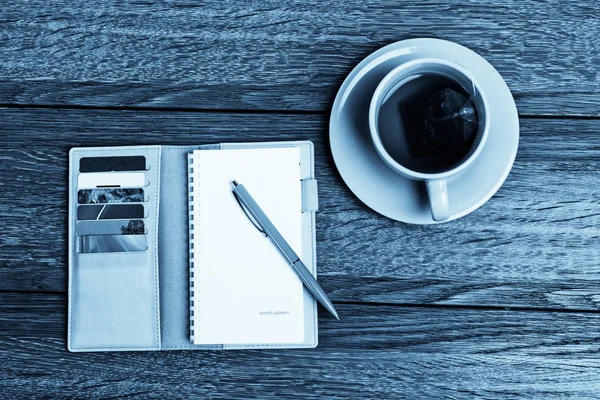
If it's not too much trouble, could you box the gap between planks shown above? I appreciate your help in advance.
[1,103,600,120]
[3,289,600,315]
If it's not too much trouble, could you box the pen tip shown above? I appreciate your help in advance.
[232,180,238,186]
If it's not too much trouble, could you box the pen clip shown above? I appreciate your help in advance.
[233,191,268,237]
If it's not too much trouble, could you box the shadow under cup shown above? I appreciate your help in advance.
[374,63,488,175]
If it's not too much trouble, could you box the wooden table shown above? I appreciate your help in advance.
[1,1,599,398]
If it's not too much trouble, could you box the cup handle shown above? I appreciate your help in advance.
[425,179,450,222]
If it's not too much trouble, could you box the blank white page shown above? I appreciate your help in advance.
[192,147,304,345]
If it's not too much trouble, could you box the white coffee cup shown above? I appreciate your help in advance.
[369,58,490,222]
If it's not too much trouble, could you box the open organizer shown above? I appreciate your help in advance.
[68,141,318,352]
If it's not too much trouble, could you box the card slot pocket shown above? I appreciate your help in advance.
[77,250,148,256]
[77,220,148,236]
[78,234,148,254]
[69,251,159,350]
[77,204,146,221]
[79,155,147,173]
[77,188,148,205]
[77,172,149,190]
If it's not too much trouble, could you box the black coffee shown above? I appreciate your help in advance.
[377,74,479,173]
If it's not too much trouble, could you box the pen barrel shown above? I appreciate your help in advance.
[234,183,299,258]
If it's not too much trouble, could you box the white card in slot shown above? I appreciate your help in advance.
[78,172,146,189]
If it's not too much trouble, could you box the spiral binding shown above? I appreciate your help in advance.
[187,154,195,342]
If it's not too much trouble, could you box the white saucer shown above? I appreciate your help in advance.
[329,38,519,224]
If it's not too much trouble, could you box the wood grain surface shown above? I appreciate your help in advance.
[2,293,600,399]
[1,108,598,311]
[1,0,600,397]
[0,0,599,115]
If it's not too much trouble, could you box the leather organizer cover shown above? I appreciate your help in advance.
[68,141,318,352]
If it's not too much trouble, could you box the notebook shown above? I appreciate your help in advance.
[189,148,305,344]
[67,141,319,352]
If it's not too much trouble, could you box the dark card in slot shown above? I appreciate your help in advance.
[79,234,147,253]
[78,188,145,204]
[79,156,146,173]
[77,220,146,236]
[77,204,144,220]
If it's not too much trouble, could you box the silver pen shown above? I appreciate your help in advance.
[232,180,339,320]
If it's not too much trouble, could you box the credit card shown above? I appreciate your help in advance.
[77,220,146,236]
[79,156,146,173]
[78,172,146,189]
[79,234,147,253]
[77,204,144,220]
[78,188,145,204]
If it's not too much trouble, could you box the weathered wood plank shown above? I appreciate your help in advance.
[0,108,598,310]
[1,1,599,115]
[2,293,600,398]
